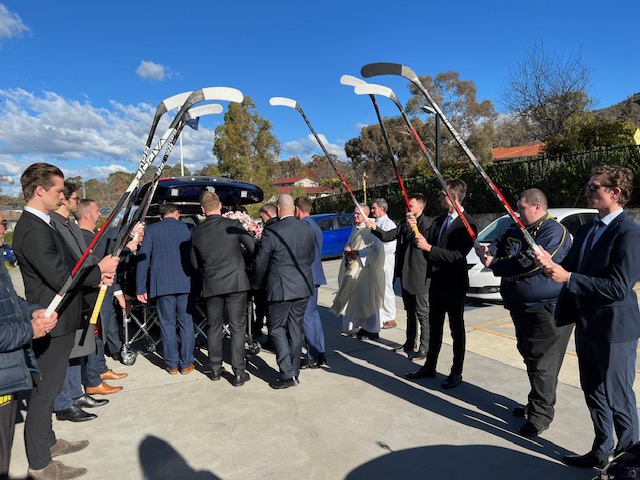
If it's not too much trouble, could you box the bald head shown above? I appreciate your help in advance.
[277,194,295,218]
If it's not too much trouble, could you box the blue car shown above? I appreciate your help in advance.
[2,242,16,267]
[310,213,355,259]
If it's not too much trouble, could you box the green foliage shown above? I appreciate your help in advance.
[544,115,636,156]
[162,163,191,177]
[213,96,280,200]
[194,163,221,177]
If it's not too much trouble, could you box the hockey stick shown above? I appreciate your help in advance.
[46,88,243,317]
[269,97,368,219]
[88,103,226,324]
[361,62,537,251]
[354,82,477,242]
[340,75,412,210]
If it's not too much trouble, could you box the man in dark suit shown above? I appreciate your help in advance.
[407,179,478,389]
[368,193,431,359]
[136,204,195,375]
[294,196,328,368]
[191,192,256,386]
[12,163,118,479]
[253,194,316,389]
[536,164,640,469]
[253,203,278,345]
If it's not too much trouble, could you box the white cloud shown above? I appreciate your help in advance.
[283,133,347,162]
[0,3,30,42]
[355,123,369,130]
[0,88,223,187]
[136,60,169,81]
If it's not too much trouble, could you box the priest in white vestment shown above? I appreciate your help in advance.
[330,204,385,339]
[371,198,397,329]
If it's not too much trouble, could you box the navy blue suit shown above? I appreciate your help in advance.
[136,218,195,370]
[301,215,327,361]
[559,211,640,455]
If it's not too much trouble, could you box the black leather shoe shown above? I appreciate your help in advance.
[512,406,527,418]
[562,451,613,469]
[73,394,108,409]
[393,344,413,354]
[408,350,426,360]
[519,421,548,437]
[405,366,436,379]
[442,374,462,389]
[300,357,318,369]
[209,367,226,381]
[55,405,97,422]
[232,371,250,387]
[357,329,380,340]
[317,353,328,367]
[269,377,299,389]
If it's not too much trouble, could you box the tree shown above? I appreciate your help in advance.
[195,163,221,177]
[162,163,191,177]
[406,70,497,164]
[213,96,280,199]
[501,42,592,142]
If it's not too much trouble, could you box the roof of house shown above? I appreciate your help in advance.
[273,176,309,185]
[492,143,544,161]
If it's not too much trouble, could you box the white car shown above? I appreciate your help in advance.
[466,208,598,302]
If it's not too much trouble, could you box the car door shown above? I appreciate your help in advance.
[316,216,341,258]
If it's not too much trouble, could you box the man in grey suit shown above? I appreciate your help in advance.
[253,194,316,389]
[191,192,256,386]
[536,164,640,469]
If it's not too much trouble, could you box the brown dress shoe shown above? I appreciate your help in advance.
[27,460,87,479]
[85,382,123,395]
[50,439,89,458]
[100,369,128,380]
[382,320,397,329]
[166,367,179,375]
[181,363,195,375]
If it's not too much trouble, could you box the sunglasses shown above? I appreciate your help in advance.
[585,183,611,193]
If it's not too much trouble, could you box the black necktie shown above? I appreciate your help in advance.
[579,220,604,271]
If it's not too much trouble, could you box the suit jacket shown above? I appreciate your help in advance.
[50,212,87,261]
[301,216,327,287]
[191,215,256,298]
[136,218,193,298]
[12,211,102,336]
[372,214,430,295]
[426,213,478,292]
[253,216,315,302]
[558,212,640,342]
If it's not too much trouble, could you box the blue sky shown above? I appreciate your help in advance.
[0,0,637,194]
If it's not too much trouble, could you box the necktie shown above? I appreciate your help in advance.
[437,215,451,246]
[579,220,604,271]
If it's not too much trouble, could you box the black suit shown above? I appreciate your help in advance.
[191,215,255,375]
[373,214,431,353]
[253,216,315,380]
[558,211,640,455]
[12,210,101,470]
[424,212,478,376]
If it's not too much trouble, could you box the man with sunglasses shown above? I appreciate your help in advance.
[536,164,640,469]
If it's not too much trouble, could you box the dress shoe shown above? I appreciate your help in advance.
[232,371,250,387]
[209,367,226,381]
[100,369,128,380]
[317,353,328,367]
[260,338,276,352]
[55,406,97,422]
[166,366,179,375]
[300,357,318,369]
[50,439,89,458]
[519,421,548,437]
[394,344,413,354]
[382,320,397,329]
[28,460,87,479]
[442,374,463,389]
[512,406,527,418]
[357,329,380,340]
[408,349,427,360]
[73,394,108,408]
[269,377,299,389]
[562,451,613,469]
[85,382,123,395]
[181,363,196,375]
[405,366,436,379]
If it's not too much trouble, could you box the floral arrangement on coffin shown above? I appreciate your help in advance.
[222,210,263,239]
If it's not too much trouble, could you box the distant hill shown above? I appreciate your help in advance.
[593,92,640,126]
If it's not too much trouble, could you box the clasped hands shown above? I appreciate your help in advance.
[31,310,58,338]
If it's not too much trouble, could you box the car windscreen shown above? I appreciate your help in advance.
[477,217,514,243]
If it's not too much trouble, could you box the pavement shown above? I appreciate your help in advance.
[7,259,636,480]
